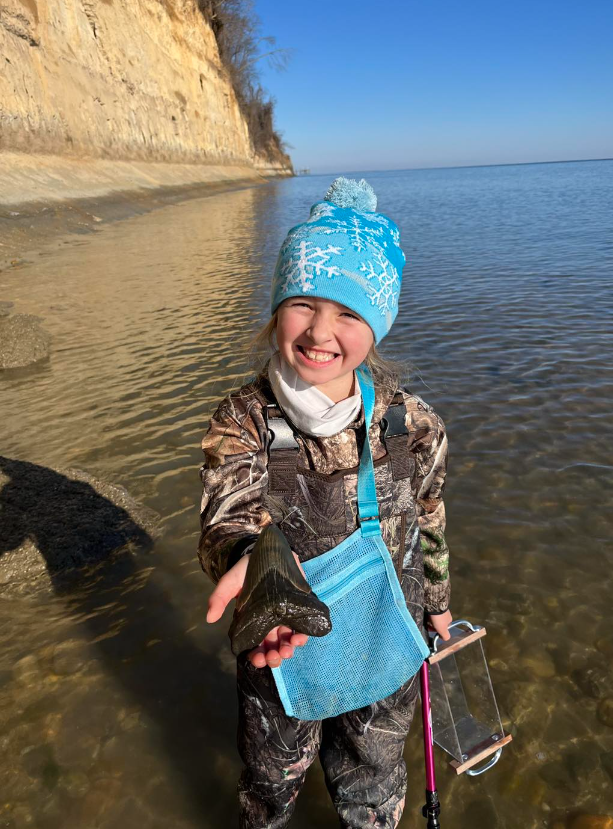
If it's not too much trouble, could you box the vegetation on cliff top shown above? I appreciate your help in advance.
[199,0,292,167]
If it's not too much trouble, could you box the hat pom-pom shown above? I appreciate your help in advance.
[324,177,377,212]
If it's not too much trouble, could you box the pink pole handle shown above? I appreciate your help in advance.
[420,660,437,792]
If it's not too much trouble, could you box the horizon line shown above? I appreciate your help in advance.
[306,156,613,177]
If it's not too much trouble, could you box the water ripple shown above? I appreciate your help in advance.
[1,162,613,826]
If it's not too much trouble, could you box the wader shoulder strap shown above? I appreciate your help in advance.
[264,403,299,495]
[264,388,412,495]
[381,392,412,481]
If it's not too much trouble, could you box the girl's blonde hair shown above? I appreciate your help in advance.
[249,312,407,394]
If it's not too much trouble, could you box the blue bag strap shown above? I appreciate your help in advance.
[355,365,381,538]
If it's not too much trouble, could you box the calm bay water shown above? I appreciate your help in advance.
[1,160,612,828]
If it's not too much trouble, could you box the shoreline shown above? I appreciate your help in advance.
[0,152,291,271]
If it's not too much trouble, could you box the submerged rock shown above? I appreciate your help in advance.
[595,637,613,658]
[571,665,611,700]
[461,796,499,826]
[96,797,153,829]
[51,639,89,675]
[568,816,613,829]
[9,804,34,829]
[59,769,91,799]
[20,744,55,779]
[0,457,161,594]
[12,654,41,685]
[72,777,123,827]
[597,698,613,729]
[601,751,613,782]
[520,646,556,679]
[539,760,579,793]
[0,313,51,369]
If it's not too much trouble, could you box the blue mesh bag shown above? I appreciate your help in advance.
[272,366,429,721]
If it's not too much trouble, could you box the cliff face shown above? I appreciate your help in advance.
[0,0,291,173]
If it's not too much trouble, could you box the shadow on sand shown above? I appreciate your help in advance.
[0,456,240,826]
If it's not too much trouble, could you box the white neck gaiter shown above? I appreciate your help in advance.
[268,353,362,437]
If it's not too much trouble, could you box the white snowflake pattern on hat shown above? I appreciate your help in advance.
[318,215,386,252]
[359,249,400,314]
[279,240,342,293]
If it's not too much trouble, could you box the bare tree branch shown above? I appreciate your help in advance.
[197,0,293,162]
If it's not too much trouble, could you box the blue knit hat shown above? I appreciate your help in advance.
[271,178,406,343]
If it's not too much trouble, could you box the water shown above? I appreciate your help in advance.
[1,160,612,828]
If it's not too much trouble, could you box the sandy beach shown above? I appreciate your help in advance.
[0,152,285,271]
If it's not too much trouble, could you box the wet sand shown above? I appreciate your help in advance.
[0,151,287,271]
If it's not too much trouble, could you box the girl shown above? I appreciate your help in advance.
[199,178,452,828]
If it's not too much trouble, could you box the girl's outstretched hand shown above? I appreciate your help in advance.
[247,626,308,669]
[426,609,453,641]
[206,553,309,669]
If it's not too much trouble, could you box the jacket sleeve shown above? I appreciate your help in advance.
[198,393,272,584]
[404,393,451,615]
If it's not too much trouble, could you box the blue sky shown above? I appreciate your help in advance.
[254,0,613,173]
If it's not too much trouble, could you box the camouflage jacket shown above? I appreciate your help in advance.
[198,371,451,615]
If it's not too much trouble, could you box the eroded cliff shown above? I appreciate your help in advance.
[0,0,291,174]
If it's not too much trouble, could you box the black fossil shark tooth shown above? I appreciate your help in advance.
[229,525,332,656]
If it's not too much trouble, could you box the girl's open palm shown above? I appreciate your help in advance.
[206,553,309,669]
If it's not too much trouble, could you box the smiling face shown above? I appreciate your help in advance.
[275,297,374,401]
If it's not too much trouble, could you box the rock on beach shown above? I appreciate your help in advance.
[0,458,161,594]
[0,313,51,369]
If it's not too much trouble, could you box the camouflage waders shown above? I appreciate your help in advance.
[236,392,424,828]
[198,373,451,828]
